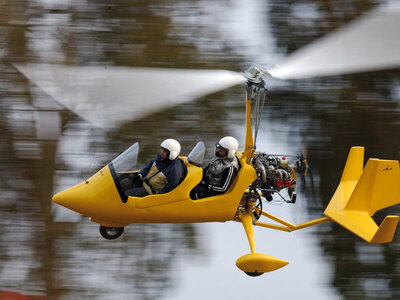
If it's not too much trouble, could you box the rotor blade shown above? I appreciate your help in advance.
[269,4,400,80]
[15,64,246,129]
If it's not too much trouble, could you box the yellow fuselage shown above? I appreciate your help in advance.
[53,154,257,227]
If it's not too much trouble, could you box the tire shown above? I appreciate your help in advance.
[99,225,124,240]
[245,271,263,277]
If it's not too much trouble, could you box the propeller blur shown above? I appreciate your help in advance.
[268,3,400,79]
[14,3,400,130]
[15,64,246,129]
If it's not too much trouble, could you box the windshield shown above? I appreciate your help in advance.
[109,142,139,203]
[111,142,139,172]
[187,141,205,166]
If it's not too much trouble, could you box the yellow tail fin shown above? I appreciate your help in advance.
[324,147,400,244]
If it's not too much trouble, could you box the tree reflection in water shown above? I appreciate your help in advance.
[1,0,400,299]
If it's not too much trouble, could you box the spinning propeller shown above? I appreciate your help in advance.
[14,3,400,130]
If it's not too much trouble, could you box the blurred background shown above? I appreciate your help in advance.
[0,0,400,299]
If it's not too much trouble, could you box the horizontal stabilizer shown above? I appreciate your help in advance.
[371,215,399,244]
[325,211,399,244]
[325,147,400,243]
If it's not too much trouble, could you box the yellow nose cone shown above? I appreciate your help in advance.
[52,191,64,205]
[52,165,124,221]
[52,181,90,212]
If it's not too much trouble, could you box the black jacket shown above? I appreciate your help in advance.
[140,155,186,194]
[203,157,239,193]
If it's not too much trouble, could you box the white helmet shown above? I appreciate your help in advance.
[216,136,238,159]
[160,139,181,160]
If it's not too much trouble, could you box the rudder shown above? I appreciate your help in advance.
[346,158,400,215]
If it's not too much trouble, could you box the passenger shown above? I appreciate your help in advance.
[122,139,186,198]
[191,136,239,199]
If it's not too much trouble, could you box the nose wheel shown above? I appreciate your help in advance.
[99,225,124,240]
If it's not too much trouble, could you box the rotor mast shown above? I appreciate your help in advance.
[244,91,254,163]
[243,65,268,163]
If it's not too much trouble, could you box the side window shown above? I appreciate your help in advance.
[187,141,205,167]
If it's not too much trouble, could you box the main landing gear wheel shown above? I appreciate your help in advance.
[99,225,124,240]
[245,271,263,277]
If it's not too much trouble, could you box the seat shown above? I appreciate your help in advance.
[177,158,188,185]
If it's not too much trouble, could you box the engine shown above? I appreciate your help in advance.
[252,153,306,203]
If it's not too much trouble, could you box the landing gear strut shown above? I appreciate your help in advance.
[99,225,124,240]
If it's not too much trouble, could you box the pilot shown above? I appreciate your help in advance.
[123,139,186,198]
[191,136,239,199]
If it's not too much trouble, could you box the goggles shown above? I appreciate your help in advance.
[215,143,228,157]
[215,143,227,151]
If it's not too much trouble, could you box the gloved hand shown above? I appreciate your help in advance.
[129,173,142,183]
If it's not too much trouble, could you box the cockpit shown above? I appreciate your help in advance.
[108,141,205,202]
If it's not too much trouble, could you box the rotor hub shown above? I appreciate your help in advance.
[243,64,269,84]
